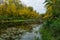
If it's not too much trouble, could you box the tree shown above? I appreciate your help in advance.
[41,0,60,40]
[0,0,40,20]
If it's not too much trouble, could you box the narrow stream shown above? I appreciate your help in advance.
[0,24,42,40]
[21,24,42,40]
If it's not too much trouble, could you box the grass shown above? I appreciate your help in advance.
[0,20,25,22]
[40,17,60,40]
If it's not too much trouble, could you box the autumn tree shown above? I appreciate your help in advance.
[0,0,40,20]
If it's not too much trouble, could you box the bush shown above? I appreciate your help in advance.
[40,17,60,40]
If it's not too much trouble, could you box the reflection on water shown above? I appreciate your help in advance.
[0,24,42,40]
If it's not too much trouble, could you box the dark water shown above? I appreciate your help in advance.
[0,24,42,40]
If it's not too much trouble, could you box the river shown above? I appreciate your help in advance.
[0,24,42,40]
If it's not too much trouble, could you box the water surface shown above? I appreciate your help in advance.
[0,24,42,40]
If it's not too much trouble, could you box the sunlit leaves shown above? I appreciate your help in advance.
[0,0,40,19]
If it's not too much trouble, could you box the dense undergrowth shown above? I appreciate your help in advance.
[40,17,60,40]
[40,0,60,40]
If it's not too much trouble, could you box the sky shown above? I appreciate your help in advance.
[0,0,3,4]
[20,0,46,14]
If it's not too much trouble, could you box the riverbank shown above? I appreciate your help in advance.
[0,19,42,29]
[0,24,42,40]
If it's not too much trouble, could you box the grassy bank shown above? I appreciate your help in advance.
[40,17,60,40]
[0,19,41,29]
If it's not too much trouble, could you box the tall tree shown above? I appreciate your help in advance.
[41,0,60,40]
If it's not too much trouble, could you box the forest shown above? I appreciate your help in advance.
[0,0,40,20]
[0,0,41,29]
[0,0,60,40]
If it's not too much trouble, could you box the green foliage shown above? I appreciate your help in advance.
[40,0,60,40]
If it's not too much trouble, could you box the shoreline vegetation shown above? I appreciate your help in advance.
[0,0,43,29]
[0,19,42,29]
[40,0,60,40]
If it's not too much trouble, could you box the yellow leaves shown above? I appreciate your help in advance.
[48,6,52,12]
[44,5,53,19]
[0,0,40,19]
[19,8,29,15]
[52,0,56,4]
[8,0,13,3]
[0,5,2,11]
[43,13,52,19]
[0,5,5,14]
[43,14,49,19]
[18,7,39,18]
[4,3,17,15]
[6,6,10,13]
[10,3,16,13]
